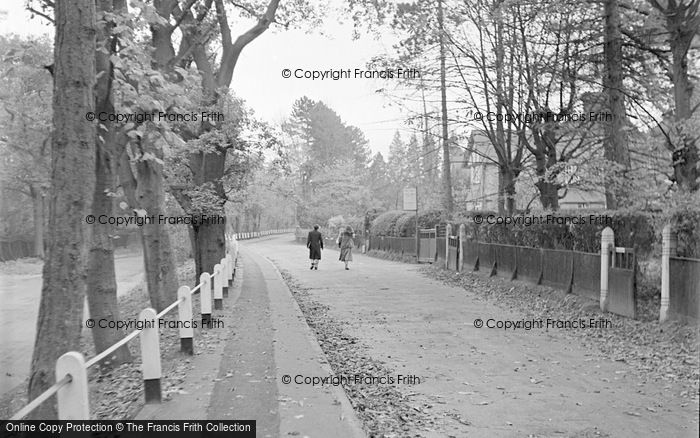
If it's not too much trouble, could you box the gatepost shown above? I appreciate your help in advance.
[600,227,614,312]
[660,224,676,322]
[458,224,466,271]
[445,224,452,269]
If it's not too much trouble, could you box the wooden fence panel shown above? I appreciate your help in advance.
[494,244,517,279]
[541,249,573,291]
[436,236,446,263]
[515,247,541,283]
[608,249,636,318]
[669,257,700,323]
[477,243,495,274]
[571,251,600,300]
[462,239,478,271]
[447,236,459,270]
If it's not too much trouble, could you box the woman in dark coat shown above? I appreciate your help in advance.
[307,224,323,270]
[338,226,355,270]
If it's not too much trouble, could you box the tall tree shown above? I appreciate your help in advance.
[451,0,527,214]
[515,4,602,210]
[603,0,631,208]
[362,0,456,212]
[86,0,131,363]
[283,96,372,224]
[143,0,314,279]
[646,0,699,191]
[28,0,97,418]
[437,0,454,213]
[0,36,52,257]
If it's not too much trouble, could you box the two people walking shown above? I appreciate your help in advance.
[306,225,355,270]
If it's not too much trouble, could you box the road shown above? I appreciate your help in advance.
[0,250,145,396]
[246,234,698,438]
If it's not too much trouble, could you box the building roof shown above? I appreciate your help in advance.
[559,187,606,205]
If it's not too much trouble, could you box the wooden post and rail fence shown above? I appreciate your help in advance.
[10,228,294,420]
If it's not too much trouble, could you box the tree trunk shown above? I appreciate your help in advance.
[668,4,699,191]
[500,166,517,214]
[118,137,178,312]
[28,0,96,419]
[30,183,44,258]
[603,0,630,209]
[84,0,131,366]
[86,155,131,364]
[191,148,226,279]
[86,127,131,365]
[437,0,454,214]
[532,133,561,211]
[135,147,179,312]
[116,0,182,310]
[536,180,560,210]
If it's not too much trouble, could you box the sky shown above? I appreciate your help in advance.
[0,0,422,157]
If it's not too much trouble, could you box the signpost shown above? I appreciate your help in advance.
[403,187,419,260]
[403,187,417,211]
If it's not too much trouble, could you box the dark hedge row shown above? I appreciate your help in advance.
[370,209,445,237]
[669,207,700,258]
[369,207,699,258]
[454,210,656,256]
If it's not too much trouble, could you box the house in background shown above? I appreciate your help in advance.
[450,130,501,211]
[559,187,606,210]
[454,129,607,212]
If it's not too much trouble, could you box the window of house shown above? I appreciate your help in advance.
[470,154,482,184]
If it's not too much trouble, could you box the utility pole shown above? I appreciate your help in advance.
[437,0,454,214]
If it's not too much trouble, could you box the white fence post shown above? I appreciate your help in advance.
[139,308,161,403]
[213,264,223,309]
[660,224,676,322]
[227,254,234,288]
[56,352,89,420]
[200,272,212,324]
[178,286,194,355]
[445,224,452,269]
[458,224,466,272]
[221,257,229,298]
[600,227,614,312]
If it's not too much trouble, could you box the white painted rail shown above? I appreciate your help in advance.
[12,228,294,420]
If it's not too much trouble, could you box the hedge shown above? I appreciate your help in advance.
[669,207,700,258]
[370,207,697,257]
[371,209,446,237]
[454,209,656,256]
[370,211,406,237]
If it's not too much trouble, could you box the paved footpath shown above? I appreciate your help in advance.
[137,234,697,438]
[136,239,365,437]
[248,235,697,438]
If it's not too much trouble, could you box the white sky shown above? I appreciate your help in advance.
[0,0,421,156]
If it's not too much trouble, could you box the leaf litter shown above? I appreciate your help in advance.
[279,269,440,438]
